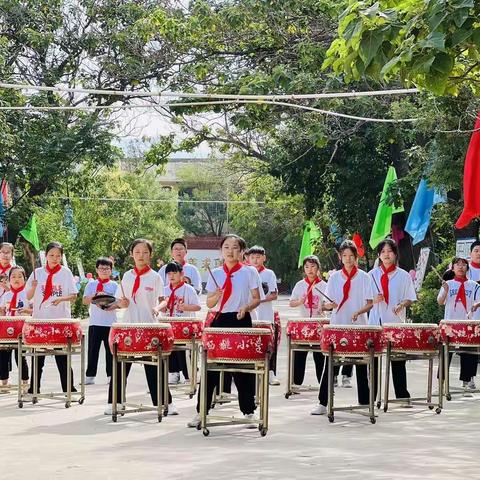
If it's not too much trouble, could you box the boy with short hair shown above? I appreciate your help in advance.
[247,245,280,386]
[82,257,118,385]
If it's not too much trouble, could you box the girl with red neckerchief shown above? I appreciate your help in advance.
[438,257,478,394]
[188,234,261,429]
[0,242,14,300]
[0,266,31,388]
[312,240,374,416]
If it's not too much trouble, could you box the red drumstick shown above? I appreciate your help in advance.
[206,266,220,289]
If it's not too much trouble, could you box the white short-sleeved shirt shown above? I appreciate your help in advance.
[467,263,480,282]
[326,269,374,325]
[438,279,479,320]
[164,282,200,317]
[83,280,118,327]
[253,268,278,322]
[26,266,78,319]
[290,278,327,318]
[116,268,163,323]
[0,289,31,315]
[159,262,202,293]
[206,264,259,313]
[368,267,417,325]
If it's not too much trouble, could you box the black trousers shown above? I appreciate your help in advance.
[293,351,325,385]
[334,365,353,377]
[0,349,29,381]
[442,351,478,382]
[28,355,76,394]
[373,358,410,399]
[86,325,112,378]
[319,358,370,406]
[107,362,172,405]
[169,350,189,379]
[196,312,256,415]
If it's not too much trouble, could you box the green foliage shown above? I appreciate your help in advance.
[324,0,480,95]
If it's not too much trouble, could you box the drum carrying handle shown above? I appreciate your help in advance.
[366,338,375,349]
[427,335,435,345]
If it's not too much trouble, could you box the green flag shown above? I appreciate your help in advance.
[298,220,321,268]
[19,214,40,251]
[369,166,404,249]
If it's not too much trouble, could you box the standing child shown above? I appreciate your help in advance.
[438,257,478,393]
[369,239,417,402]
[82,257,118,385]
[159,238,202,385]
[25,242,78,394]
[0,266,31,387]
[312,240,374,415]
[247,245,280,386]
[467,240,480,282]
[105,239,177,415]
[289,255,327,389]
[188,234,261,428]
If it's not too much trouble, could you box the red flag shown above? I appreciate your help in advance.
[456,112,480,229]
[352,232,365,257]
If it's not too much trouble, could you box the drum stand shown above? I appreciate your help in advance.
[198,347,270,437]
[17,335,85,408]
[0,342,27,395]
[169,337,200,399]
[111,343,170,423]
[285,336,320,398]
[442,339,480,401]
[326,343,378,424]
[382,341,443,414]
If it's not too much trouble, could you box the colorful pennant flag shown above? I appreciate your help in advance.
[298,220,321,268]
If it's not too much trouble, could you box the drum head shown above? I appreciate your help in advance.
[92,293,116,308]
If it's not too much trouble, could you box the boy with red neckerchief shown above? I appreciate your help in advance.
[289,255,328,392]
[438,257,478,394]
[0,242,14,300]
[82,257,118,386]
[467,240,480,282]
[312,240,374,416]
[0,266,31,388]
[248,245,280,386]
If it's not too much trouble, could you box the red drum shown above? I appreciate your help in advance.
[202,327,272,363]
[22,319,82,347]
[205,310,218,328]
[109,323,174,356]
[0,316,29,344]
[286,317,330,345]
[160,317,204,343]
[439,320,480,347]
[321,325,383,356]
[382,323,439,353]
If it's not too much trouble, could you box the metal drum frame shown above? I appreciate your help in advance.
[17,335,85,409]
[111,343,170,423]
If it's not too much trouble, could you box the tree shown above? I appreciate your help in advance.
[323,0,480,95]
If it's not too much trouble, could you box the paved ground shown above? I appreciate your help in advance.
[1,297,479,479]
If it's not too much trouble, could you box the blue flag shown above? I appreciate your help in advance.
[405,179,444,245]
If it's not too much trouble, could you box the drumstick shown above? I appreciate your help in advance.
[119,275,126,298]
[371,275,381,294]
[206,266,220,289]
[430,265,444,283]
[314,286,334,304]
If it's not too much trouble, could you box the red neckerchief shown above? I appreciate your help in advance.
[9,285,25,316]
[95,277,110,293]
[167,281,185,316]
[218,262,243,312]
[380,264,396,305]
[131,265,151,303]
[41,264,62,305]
[471,261,480,269]
[337,266,358,311]
[454,276,468,310]
[0,263,12,275]
[304,277,320,311]
[256,266,266,273]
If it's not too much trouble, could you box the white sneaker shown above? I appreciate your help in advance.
[342,376,352,388]
[310,403,327,415]
[269,370,281,386]
[468,380,476,390]
[168,403,179,415]
[187,413,201,428]
[244,413,258,428]
[401,399,413,408]
[169,372,180,385]
[333,376,338,388]
[84,376,95,385]
[463,389,473,397]
[104,404,125,415]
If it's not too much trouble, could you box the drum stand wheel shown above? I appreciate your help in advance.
[428,405,434,410]
[376,401,381,409]
[158,415,162,423]
[446,393,452,401]
[284,393,291,399]
[435,407,442,414]
[112,415,117,423]
[202,428,210,437]
[258,424,268,436]
[78,396,85,405]
[328,414,334,423]
[370,416,376,424]
[65,401,71,408]
[18,401,23,409]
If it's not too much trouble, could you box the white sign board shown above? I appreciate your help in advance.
[456,238,476,260]
[187,249,223,283]
[414,247,431,292]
